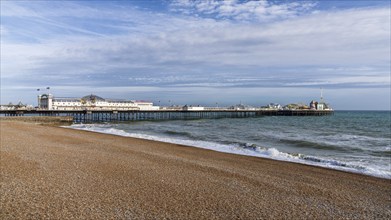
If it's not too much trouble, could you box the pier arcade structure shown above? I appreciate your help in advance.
[1,93,334,122]
[38,94,158,111]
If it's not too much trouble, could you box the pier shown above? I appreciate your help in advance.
[0,109,334,123]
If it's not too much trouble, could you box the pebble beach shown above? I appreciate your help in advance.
[1,120,390,219]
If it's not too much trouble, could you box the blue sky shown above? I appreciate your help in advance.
[1,0,390,110]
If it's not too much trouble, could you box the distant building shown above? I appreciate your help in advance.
[309,100,331,110]
[38,94,159,110]
[38,94,54,109]
[134,100,160,110]
[317,102,325,110]
[183,105,205,111]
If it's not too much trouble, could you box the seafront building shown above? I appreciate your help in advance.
[309,100,330,110]
[182,105,205,111]
[37,94,159,111]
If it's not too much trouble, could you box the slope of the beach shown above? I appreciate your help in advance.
[1,120,390,219]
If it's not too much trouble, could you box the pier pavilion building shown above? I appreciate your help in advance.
[38,94,159,111]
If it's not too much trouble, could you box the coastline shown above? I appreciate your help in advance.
[68,121,391,180]
[1,120,390,219]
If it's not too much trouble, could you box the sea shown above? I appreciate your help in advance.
[67,111,391,179]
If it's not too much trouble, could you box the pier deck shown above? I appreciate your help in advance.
[1,109,333,122]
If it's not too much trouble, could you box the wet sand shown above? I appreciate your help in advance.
[1,120,390,219]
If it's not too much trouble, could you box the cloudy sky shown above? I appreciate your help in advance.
[1,0,390,110]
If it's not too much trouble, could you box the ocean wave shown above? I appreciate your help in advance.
[370,150,391,157]
[260,130,390,154]
[163,130,195,139]
[299,155,366,170]
[278,139,358,153]
[236,143,367,170]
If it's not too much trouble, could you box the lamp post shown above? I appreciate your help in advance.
[46,87,51,110]
[36,89,41,108]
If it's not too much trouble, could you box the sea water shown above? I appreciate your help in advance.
[68,111,391,179]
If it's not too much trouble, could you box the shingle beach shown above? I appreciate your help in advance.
[1,120,390,219]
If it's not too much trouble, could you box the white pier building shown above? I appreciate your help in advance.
[38,94,159,111]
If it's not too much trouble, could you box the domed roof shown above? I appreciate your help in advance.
[81,94,105,101]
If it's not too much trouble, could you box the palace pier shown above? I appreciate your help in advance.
[1,93,334,122]
[0,109,334,123]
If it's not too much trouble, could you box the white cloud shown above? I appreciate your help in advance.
[2,6,389,82]
[170,0,316,21]
[1,1,390,109]
[0,25,7,36]
[284,75,390,87]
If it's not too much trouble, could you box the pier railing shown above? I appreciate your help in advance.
[0,109,334,122]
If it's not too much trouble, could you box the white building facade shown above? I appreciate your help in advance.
[182,105,205,111]
[38,94,159,110]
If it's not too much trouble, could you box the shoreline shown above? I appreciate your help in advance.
[71,126,389,180]
[1,120,390,219]
[67,122,391,180]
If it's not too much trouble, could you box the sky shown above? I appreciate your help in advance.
[1,0,390,110]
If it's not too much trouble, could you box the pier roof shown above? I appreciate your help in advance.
[81,94,105,101]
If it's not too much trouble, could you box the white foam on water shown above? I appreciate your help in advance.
[65,124,391,179]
